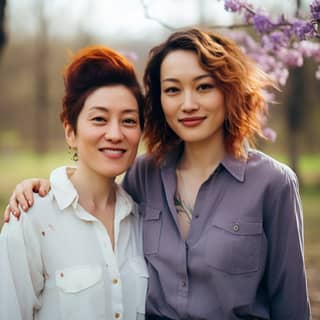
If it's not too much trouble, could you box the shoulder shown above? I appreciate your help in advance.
[127,154,156,175]
[15,191,56,229]
[122,154,160,203]
[117,184,137,208]
[0,192,53,241]
[246,149,298,188]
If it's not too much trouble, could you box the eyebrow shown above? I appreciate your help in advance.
[161,73,213,83]
[89,106,138,113]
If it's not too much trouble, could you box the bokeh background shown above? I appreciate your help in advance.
[0,0,319,317]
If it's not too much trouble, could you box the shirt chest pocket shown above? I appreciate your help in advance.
[55,265,105,320]
[142,205,162,255]
[205,220,262,274]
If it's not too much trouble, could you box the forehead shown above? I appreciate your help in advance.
[160,50,207,79]
[83,85,138,111]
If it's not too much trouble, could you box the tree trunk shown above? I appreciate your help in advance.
[34,0,49,154]
[286,66,305,183]
[0,0,7,57]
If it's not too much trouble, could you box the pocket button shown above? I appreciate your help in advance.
[233,224,240,232]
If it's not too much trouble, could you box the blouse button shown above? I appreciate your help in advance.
[233,224,240,232]
[114,312,121,319]
[112,278,119,285]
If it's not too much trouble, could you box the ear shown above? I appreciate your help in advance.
[64,122,77,148]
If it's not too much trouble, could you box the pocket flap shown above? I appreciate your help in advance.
[56,265,102,293]
[142,206,161,221]
[212,219,262,235]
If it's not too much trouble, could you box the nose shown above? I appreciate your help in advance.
[181,91,199,112]
[104,120,124,142]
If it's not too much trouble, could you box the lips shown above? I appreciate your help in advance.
[179,116,206,127]
[99,147,126,159]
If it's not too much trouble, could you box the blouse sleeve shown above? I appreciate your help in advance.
[0,213,43,320]
[264,169,311,319]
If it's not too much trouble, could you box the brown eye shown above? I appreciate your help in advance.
[164,87,180,94]
[198,83,214,91]
[92,117,107,123]
[123,118,137,126]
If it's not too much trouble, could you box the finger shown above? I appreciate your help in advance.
[38,179,51,196]
[4,204,11,222]
[13,184,30,212]
[21,179,39,205]
[8,191,22,214]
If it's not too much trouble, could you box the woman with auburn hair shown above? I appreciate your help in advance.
[4,28,311,319]
[0,46,148,320]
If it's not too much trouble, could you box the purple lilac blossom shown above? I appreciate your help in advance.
[292,20,316,40]
[263,127,277,142]
[253,14,274,33]
[224,0,244,12]
[296,41,320,60]
[276,48,303,67]
[261,32,289,51]
[311,0,320,21]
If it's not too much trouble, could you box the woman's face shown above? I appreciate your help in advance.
[160,49,225,147]
[65,85,141,178]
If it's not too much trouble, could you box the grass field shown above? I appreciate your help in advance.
[0,150,319,317]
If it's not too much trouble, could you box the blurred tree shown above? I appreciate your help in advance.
[0,0,6,57]
[285,66,306,181]
[34,0,49,154]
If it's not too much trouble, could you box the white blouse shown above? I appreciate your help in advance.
[0,166,148,320]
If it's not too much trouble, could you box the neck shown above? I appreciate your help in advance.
[68,165,116,214]
[179,134,226,176]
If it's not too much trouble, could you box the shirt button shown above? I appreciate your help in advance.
[233,224,240,232]
[112,278,119,285]
[194,214,199,219]
[181,280,186,287]
[114,312,121,319]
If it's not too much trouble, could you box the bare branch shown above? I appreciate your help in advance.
[207,23,252,30]
[141,0,253,31]
[140,0,176,31]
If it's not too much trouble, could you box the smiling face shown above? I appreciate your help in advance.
[160,50,225,148]
[65,85,141,179]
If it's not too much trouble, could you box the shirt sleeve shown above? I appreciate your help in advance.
[264,169,311,319]
[122,156,146,204]
[0,213,43,320]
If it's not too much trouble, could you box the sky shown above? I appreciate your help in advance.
[6,0,304,42]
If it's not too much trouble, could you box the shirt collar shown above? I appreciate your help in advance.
[161,146,247,183]
[50,166,79,210]
[220,153,247,182]
[50,166,138,218]
[115,185,138,218]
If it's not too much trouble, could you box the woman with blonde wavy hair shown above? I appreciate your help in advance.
[4,28,311,319]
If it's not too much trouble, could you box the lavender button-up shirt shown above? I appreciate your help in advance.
[123,148,311,320]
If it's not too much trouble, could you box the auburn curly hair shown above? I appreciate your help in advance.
[143,28,277,165]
